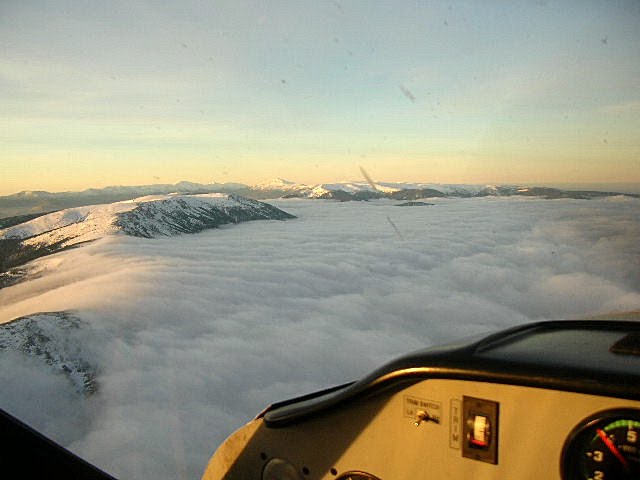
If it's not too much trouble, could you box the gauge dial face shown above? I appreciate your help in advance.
[563,410,640,480]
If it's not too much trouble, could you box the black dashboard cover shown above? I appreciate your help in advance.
[264,320,640,427]
[0,408,117,479]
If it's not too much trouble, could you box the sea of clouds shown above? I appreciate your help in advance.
[1,196,639,479]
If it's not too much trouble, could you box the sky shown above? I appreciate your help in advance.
[1,0,639,194]
[1,196,639,479]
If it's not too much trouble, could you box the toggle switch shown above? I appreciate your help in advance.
[414,409,440,427]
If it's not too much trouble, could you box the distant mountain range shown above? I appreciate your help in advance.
[0,194,295,289]
[2,179,636,220]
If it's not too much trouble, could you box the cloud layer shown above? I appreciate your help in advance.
[1,197,638,479]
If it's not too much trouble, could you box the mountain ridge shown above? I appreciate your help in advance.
[0,194,295,289]
[0,311,97,394]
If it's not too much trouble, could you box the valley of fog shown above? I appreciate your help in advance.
[1,196,639,480]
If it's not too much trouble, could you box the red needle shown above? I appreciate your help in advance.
[597,428,630,470]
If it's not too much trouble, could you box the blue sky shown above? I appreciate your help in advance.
[1,0,639,193]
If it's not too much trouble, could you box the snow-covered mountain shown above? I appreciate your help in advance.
[247,179,639,201]
[0,194,295,288]
[251,179,466,200]
[270,181,637,201]
[0,311,97,394]
[1,193,294,245]
[252,177,309,192]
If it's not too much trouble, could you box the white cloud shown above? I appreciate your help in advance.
[0,196,639,479]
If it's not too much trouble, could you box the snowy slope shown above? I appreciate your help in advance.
[1,201,136,247]
[115,194,295,238]
[0,312,96,394]
[251,178,314,197]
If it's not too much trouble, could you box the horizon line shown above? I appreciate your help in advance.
[3,179,640,197]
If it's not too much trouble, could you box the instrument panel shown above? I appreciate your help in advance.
[202,322,640,480]
[204,379,640,479]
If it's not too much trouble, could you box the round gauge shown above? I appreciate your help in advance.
[562,409,640,480]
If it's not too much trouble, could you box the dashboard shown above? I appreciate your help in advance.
[2,320,637,479]
[202,321,640,480]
